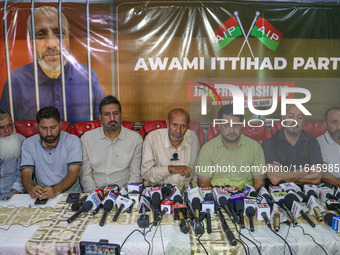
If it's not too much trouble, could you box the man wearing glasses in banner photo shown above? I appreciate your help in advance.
[141,108,200,192]
[0,6,104,124]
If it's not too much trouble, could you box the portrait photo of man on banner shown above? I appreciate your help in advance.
[0,3,113,124]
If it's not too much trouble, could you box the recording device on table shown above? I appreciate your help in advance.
[79,240,120,255]
[66,193,80,203]
[34,198,48,205]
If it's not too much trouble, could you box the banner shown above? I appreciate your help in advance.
[1,1,339,123]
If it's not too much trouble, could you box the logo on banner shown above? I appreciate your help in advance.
[214,11,284,54]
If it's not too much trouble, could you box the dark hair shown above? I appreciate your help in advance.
[99,95,121,114]
[325,106,340,121]
[36,106,60,124]
[0,109,11,121]
[217,104,244,121]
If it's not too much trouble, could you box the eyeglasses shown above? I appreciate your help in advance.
[170,152,178,161]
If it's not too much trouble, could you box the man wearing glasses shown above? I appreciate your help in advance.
[197,104,265,190]
[141,108,200,191]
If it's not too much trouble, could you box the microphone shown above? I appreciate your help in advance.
[99,200,114,226]
[270,203,287,232]
[325,200,340,214]
[71,195,88,211]
[235,199,245,228]
[67,200,93,223]
[324,213,337,228]
[173,194,190,234]
[228,199,240,224]
[318,186,334,202]
[112,195,133,222]
[284,193,315,227]
[161,183,174,200]
[150,186,162,225]
[218,196,235,223]
[245,207,255,232]
[185,193,204,235]
[256,203,271,227]
[307,195,325,222]
[215,202,237,246]
[296,191,309,203]
[138,195,152,228]
[151,191,162,225]
[279,199,298,226]
[203,193,214,234]
[261,211,271,227]
[243,185,257,197]
[192,197,201,218]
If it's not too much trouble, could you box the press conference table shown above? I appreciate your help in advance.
[0,194,340,255]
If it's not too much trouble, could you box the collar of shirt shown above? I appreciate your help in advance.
[216,133,246,149]
[99,125,127,142]
[39,131,64,152]
[164,129,190,151]
[323,131,339,146]
[278,128,308,146]
[37,62,72,83]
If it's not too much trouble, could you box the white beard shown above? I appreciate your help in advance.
[0,133,21,161]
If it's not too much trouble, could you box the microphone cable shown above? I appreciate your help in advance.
[0,217,68,231]
[234,223,262,255]
[293,225,328,255]
[245,227,262,251]
[267,225,293,255]
[283,223,291,255]
[197,221,209,255]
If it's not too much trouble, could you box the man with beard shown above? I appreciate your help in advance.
[263,104,323,185]
[317,106,340,186]
[21,106,82,199]
[0,110,25,194]
[141,108,200,191]
[0,6,103,124]
[80,96,143,192]
[197,104,265,190]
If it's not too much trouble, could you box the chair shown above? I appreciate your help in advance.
[271,120,326,138]
[73,120,136,137]
[14,120,72,137]
[207,123,271,146]
[139,120,167,140]
[14,120,38,138]
[189,120,205,147]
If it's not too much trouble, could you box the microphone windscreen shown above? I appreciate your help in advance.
[324,213,336,227]
[297,191,308,203]
[307,190,318,199]
[161,184,173,197]
[227,199,235,210]
[82,200,94,212]
[249,191,258,197]
[218,196,228,206]
[192,197,201,211]
[152,192,161,208]
[235,199,244,212]
[173,195,183,204]
[204,193,214,201]
[283,193,299,210]
[246,207,255,217]
[103,199,114,211]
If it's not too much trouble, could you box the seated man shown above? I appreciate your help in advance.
[80,96,143,192]
[263,104,323,185]
[21,106,82,199]
[141,108,200,191]
[317,106,340,186]
[197,104,265,190]
[0,110,25,194]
